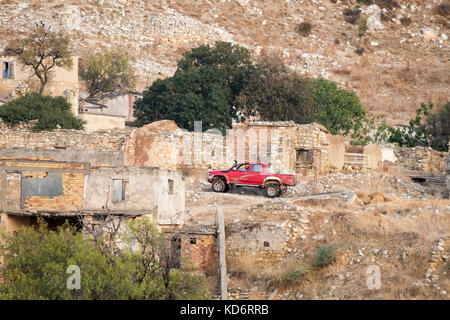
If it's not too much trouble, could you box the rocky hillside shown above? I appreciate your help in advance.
[0,0,448,124]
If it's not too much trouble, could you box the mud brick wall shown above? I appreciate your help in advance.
[181,234,217,272]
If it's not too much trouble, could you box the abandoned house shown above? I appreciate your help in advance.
[78,91,143,131]
[0,157,185,232]
[0,54,138,132]
[0,55,80,116]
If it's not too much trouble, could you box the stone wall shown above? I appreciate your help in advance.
[0,119,129,152]
[225,201,311,266]
[394,147,448,173]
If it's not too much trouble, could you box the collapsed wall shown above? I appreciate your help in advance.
[394,147,448,173]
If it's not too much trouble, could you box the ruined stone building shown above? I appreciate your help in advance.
[0,157,185,232]
[0,119,185,233]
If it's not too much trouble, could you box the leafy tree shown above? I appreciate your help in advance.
[0,218,210,300]
[134,41,254,132]
[0,92,85,131]
[312,78,369,140]
[4,22,73,94]
[0,220,138,300]
[379,102,449,151]
[236,55,315,124]
[79,50,136,98]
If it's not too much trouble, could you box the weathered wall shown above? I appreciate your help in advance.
[1,158,185,225]
[0,119,129,166]
[78,112,126,131]
[364,144,382,170]
[0,214,32,232]
[0,148,124,167]
[0,120,129,151]
[394,147,448,173]
[179,232,217,272]
[83,166,185,224]
[225,202,312,266]
[0,158,88,213]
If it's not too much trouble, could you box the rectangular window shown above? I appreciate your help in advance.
[113,179,127,201]
[251,164,263,173]
[3,61,13,79]
[3,62,9,79]
[168,179,174,195]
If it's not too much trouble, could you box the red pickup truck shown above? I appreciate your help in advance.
[207,162,296,198]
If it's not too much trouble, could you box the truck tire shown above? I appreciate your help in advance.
[264,183,280,198]
[212,179,227,193]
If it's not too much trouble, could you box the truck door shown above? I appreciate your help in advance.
[229,163,250,184]
[239,164,264,185]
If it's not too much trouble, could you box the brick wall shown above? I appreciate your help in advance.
[0,158,87,212]
[181,233,217,271]
[24,172,84,211]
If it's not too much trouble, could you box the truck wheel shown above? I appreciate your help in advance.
[264,184,280,198]
[212,179,227,193]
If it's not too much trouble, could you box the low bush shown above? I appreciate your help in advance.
[375,0,399,10]
[400,17,412,26]
[343,7,361,25]
[358,17,368,38]
[312,244,340,268]
[357,0,373,4]
[435,2,450,16]
[296,22,312,37]
[0,92,84,131]
[267,264,310,289]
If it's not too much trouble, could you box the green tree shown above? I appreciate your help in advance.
[0,92,85,131]
[0,220,138,300]
[0,218,210,300]
[312,78,370,143]
[4,22,73,94]
[134,42,254,132]
[79,50,136,98]
[380,102,450,151]
[236,55,315,124]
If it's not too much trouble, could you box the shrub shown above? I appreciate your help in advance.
[343,7,361,24]
[312,244,340,268]
[355,47,365,55]
[358,17,368,38]
[377,102,449,152]
[375,0,399,10]
[79,50,136,98]
[0,218,211,300]
[0,92,85,131]
[296,22,312,37]
[267,264,310,288]
[436,3,450,16]
[400,17,412,27]
[357,0,373,4]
